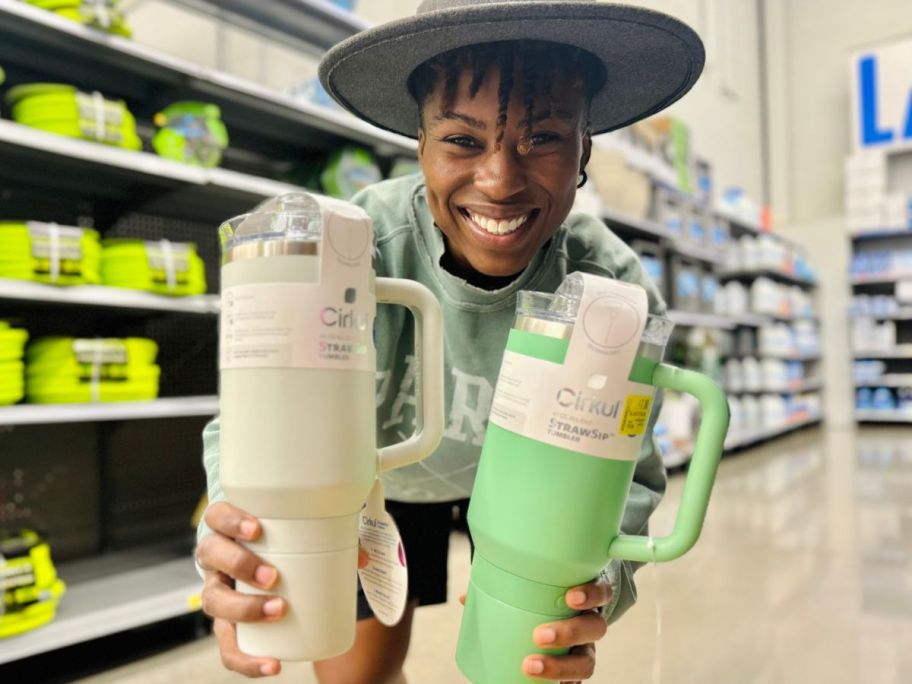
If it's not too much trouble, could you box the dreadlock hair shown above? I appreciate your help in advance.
[407,41,606,148]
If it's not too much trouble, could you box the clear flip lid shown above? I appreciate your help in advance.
[219,193,323,254]
[514,273,674,349]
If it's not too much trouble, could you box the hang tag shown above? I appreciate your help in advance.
[357,480,409,626]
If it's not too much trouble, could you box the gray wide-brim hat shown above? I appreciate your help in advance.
[319,0,705,140]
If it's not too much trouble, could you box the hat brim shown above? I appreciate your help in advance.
[319,3,705,140]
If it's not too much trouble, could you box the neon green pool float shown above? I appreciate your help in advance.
[0,322,28,405]
[0,222,101,285]
[25,0,132,37]
[152,101,229,168]
[25,337,160,403]
[0,322,29,361]
[1,530,67,639]
[6,83,141,150]
[100,239,207,295]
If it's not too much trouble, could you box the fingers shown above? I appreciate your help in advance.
[533,611,607,650]
[523,644,596,681]
[204,501,262,542]
[197,532,277,590]
[565,577,613,611]
[358,545,369,569]
[202,572,287,623]
[458,593,466,606]
[213,617,282,678]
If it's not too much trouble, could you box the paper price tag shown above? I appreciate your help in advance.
[357,480,409,627]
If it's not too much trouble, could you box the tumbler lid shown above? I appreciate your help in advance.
[220,193,323,263]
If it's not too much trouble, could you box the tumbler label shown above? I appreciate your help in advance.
[490,275,652,460]
[358,481,409,626]
[220,206,375,372]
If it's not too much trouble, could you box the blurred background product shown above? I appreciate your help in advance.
[100,239,207,296]
[0,529,67,639]
[25,337,160,404]
[151,102,229,168]
[24,0,132,36]
[5,83,141,150]
[0,222,101,285]
[0,321,28,406]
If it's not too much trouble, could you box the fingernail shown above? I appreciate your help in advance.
[240,519,257,538]
[536,627,556,644]
[525,658,545,675]
[263,598,283,617]
[569,589,587,606]
[255,565,277,587]
[260,662,276,676]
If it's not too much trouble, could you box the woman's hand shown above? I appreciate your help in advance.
[197,502,286,677]
[197,502,372,678]
[522,577,613,683]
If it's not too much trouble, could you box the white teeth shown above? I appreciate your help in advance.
[468,211,530,235]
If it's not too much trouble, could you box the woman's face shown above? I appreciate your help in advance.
[418,65,591,281]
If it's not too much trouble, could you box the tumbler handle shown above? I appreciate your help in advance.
[375,278,445,472]
[607,364,729,563]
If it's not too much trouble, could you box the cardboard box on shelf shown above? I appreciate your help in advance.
[586,147,652,219]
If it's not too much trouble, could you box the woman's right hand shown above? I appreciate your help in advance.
[197,501,286,677]
[197,501,372,678]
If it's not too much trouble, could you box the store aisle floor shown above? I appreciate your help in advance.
[72,425,911,684]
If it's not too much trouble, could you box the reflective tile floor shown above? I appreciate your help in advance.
[42,426,912,682]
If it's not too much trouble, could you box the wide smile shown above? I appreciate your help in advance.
[458,207,539,239]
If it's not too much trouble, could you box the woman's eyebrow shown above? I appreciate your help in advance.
[434,110,488,129]
[530,108,575,123]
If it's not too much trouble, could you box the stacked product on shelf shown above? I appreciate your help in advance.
[152,102,229,168]
[6,83,142,150]
[0,321,28,406]
[100,240,207,295]
[319,146,383,199]
[0,530,66,639]
[25,337,160,404]
[24,0,132,37]
[726,234,817,283]
[0,222,101,285]
[850,247,912,282]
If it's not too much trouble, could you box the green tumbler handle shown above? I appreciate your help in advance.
[607,363,729,563]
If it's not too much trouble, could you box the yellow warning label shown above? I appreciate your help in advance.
[187,593,202,611]
[620,395,653,436]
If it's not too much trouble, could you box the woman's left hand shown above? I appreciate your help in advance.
[522,577,612,683]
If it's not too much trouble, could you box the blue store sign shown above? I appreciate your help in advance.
[851,38,912,151]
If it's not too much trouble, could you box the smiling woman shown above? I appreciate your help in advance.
[411,41,606,285]
[199,2,705,683]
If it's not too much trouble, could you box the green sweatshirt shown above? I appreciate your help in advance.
[199,174,668,621]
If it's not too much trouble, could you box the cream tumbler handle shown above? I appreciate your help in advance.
[375,278,445,472]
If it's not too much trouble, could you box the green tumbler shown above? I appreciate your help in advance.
[456,273,730,684]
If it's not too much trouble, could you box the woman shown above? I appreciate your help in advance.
[196,1,704,682]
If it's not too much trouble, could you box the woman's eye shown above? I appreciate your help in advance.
[444,136,479,148]
[530,132,560,146]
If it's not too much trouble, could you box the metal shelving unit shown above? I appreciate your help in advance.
[856,409,912,423]
[0,279,220,315]
[0,549,201,665]
[0,397,219,426]
[171,0,370,54]
[725,415,823,450]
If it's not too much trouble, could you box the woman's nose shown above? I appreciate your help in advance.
[474,145,526,200]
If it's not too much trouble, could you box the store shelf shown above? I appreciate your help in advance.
[602,207,670,241]
[0,120,303,223]
[850,229,912,242]
[725,415,822,450]
[856,409,912,423]
[728,378,823,394]
[853,346,912,359]
[720,269,817,288]
[715,205,763,235]
[855,374,912,388]
[0,552,201,664]
[732,312,818,326]
[0,397,219,426]
[0,279,220,315]
[667,309,737,330]
[172,0,369,54]
[850,274,912,286]
[672,241,727,266]
[0,0,415,156]
[756,351,822,361]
